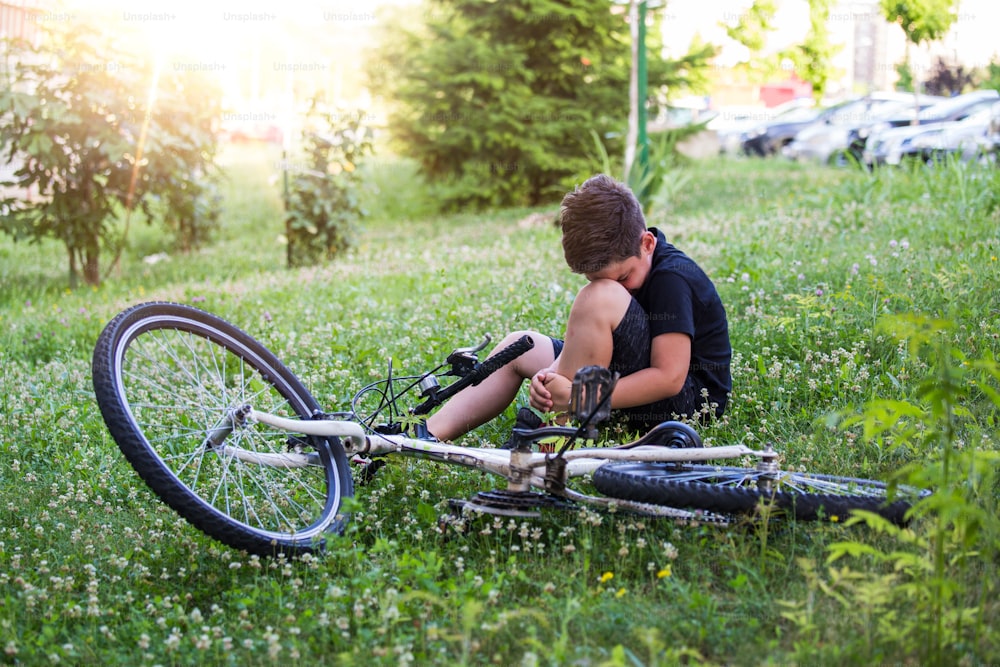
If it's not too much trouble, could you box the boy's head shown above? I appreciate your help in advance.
[559,174,647,275]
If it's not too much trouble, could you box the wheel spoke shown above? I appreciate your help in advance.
[94,303,350,555]
[592,462,919,525]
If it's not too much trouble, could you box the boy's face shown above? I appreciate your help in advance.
[584,231,656,293]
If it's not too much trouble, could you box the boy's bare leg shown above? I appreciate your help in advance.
[553,279,631,376]
[425,331,556,442]
[531,279,632,412]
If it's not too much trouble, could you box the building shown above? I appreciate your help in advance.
[661,0,1000,106]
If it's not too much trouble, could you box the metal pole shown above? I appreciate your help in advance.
[637,0,649,171]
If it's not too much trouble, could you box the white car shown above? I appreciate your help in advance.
[863,90,1000,167]
[784,96,933,164]
[708,100,813,155]
[917,107,996,163]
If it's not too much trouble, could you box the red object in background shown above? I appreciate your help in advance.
[760,75,813,108]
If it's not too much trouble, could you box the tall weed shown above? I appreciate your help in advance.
[784,314,1000,663]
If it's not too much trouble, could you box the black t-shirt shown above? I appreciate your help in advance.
[634,228,732,407]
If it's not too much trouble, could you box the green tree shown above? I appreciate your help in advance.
[368,0,715,209]
[721,0,776,52]
[880,0,959,117]
[894,60,916,91]
[719,0,780,82]
[975,58,1000,92]
[880,0,958,45]
[0,23,220,287]
[784,0,840,102]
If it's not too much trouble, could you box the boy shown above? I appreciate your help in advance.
[425,174,731,442]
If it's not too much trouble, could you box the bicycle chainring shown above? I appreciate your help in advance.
[450,490,576,518]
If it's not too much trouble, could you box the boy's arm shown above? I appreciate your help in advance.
[607,332,690,409]
[528,332,690,412]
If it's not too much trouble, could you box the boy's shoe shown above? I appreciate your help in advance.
[408,421,439,442]
[375,421,439,442]
[501,407,543,450]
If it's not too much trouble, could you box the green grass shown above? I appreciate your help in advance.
[1,148,999,665]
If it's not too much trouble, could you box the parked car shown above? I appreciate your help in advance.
[740,103,821,157]
[784,93,942,164]
[709,100,813,155]
[707,106,770,155]
[743,92,916,158]
[863,90,1000,167]
[985,100,1000,164]
[918,107,996,163]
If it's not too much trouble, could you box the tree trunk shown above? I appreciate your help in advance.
[68,246,79,289]
[83,236,101,286]
[624,0,640,179]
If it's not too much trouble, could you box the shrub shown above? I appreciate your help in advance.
[283,101,374,268]
[0,22,221,286]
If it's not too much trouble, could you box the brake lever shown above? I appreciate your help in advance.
[445,334,492,377]
[449,334,492,357]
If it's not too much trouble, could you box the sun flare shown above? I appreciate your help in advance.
[56,0,387,114]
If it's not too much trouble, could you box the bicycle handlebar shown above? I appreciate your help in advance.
[465,334,534,386]
[411,334,535,415]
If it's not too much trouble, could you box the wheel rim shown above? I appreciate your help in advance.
[617,464,907,499]
[113,315,342,543]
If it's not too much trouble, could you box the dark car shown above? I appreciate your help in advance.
[742,92,914,158]
[740,104,821,156]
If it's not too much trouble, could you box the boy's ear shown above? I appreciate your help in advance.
[641,230,656,254]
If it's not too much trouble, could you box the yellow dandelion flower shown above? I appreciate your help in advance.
[615,587,626,598]
[599,571,614,584]
[830,515,839,523]
[657,566,672,579]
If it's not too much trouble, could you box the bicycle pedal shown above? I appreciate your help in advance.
[501,406,544,449]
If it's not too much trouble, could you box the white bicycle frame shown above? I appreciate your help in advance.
[245,408,765,520]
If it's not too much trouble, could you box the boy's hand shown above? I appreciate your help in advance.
[529,370,572,413]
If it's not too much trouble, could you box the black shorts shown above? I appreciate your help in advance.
[550,298,710,432]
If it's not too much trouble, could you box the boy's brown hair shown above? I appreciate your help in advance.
[559,174,647,275]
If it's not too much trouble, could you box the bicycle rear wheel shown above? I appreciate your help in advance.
[92,302,353,556]
[592,463,924,525]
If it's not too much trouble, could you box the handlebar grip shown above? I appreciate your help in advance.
[465,334,535,386]
[411,335,535,415]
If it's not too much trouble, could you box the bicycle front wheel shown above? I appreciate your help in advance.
[593,463,923,524]
[92,302,353,556]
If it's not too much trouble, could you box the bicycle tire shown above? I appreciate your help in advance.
[592,462,923,525]
[92,301,353,556]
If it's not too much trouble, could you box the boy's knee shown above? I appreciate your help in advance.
[580,278,630,298]
[568,280,632,333]
[506,330,546,348]
[575,279,631,313]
